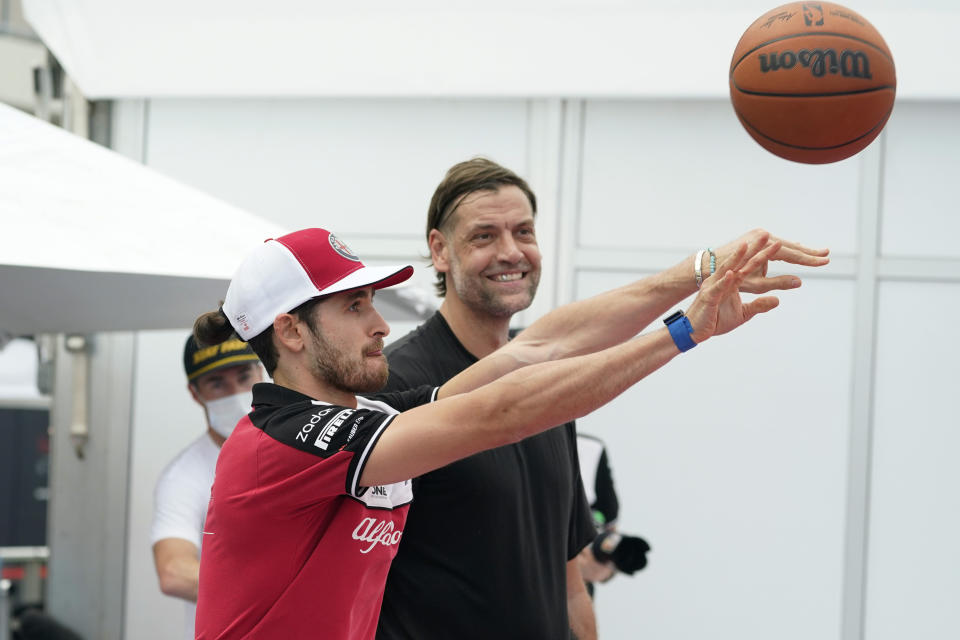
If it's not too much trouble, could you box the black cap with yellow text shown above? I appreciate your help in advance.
[183,335,260,382]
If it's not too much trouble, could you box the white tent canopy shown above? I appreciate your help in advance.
[21,0,959,100]
[0,103,427,335]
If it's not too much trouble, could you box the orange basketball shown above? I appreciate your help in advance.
[729,2,896,164]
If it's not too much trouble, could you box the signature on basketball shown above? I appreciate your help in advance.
[760,11,795,29]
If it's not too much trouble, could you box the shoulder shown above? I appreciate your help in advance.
[362,386,439,414]
[384,313,475,390]
[156,433,217,487]
[252,397,397,459]
[384,316,445,366]
[383,320,439,390]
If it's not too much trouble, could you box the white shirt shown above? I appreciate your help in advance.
[151,431,220,640]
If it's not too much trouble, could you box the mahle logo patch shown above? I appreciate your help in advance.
[329,234,360,262]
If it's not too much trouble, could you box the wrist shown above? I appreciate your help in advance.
[663,310,697,352]
[697,248,716,287]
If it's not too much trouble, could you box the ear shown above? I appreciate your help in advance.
[186,382,203,406]
[273,313,308,354]
[428,228,450,274]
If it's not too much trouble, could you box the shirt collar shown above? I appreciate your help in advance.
[251,382,316,409]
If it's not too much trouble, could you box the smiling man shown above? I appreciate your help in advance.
[376,159,597,640]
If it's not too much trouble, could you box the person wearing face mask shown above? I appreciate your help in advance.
[150,335,263,640]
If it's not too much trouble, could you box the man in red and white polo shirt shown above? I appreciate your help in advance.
[192,226,823,639]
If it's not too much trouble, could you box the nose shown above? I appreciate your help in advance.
[370,307,390,339]
[497,233,524,264]
[223,379,246,396]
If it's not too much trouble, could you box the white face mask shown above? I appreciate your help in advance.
[204,391,253,439]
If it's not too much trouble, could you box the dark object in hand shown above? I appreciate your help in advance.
[591,531,651,575]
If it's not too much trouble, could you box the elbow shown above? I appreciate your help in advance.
[156,567,195,600]
[157,571,179,598]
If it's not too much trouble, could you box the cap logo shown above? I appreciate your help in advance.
[192,344,221,365]
[329,234,360,262]
[236,313,251,333]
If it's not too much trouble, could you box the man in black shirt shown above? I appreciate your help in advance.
[382,313,592,639]
[377,158,830,639]
[379,159,596,639]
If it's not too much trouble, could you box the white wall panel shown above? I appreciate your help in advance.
[881,102,960,259]
[575,271,850,640]
[579,101,860,255]
[143,98,529,243]
[864,281,960,640]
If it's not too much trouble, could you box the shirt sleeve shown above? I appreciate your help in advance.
[151,460,207,547]
[566,421,599,559]
[254,401,403,501]
[363,384,438,413]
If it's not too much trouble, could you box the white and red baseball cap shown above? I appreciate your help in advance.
[222,228,413,341]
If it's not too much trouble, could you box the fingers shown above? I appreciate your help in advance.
[726,229,829,267]
[715,236,768,278]
[740,240,782,277]
[716,232,769,271]
[743,296,780,320]
[714,240,779,287]
[713,242,748,279]
[702,268,743,305]
[772,238,831,266]
[740,274,802,294]
[777,237,830,257]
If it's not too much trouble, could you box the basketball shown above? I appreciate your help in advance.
[729,2,896,164]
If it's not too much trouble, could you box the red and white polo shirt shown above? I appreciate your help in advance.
[195,382,436,639]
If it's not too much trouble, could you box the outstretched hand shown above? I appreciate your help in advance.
[685,237,783,343]
[713,229,830,294]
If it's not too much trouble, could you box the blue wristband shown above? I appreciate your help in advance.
[664,310,697,352]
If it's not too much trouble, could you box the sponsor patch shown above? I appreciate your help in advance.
[352,516,403,554]
[329,234,360,262]
[295,407,335,443]
[356,479,413,509]
[314,409,355,450]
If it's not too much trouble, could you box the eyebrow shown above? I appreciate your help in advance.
[466,217,535,232]
[345,288,374,301]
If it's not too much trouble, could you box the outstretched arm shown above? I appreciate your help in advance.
[510,229,828,362]
[361,243,774,487]
[438,234,799,397]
